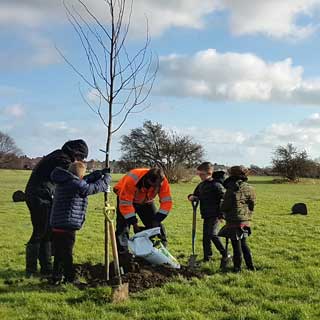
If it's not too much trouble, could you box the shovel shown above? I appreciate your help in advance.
[188,199,199,268]
[104,203,129,303]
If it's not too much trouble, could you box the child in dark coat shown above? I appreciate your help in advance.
[50,161,111,284]
[188,162,230,264]
[219,165,256,272]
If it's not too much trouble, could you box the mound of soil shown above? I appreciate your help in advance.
[74,259,205,293]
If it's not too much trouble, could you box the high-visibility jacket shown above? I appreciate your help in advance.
[113,168,172,221]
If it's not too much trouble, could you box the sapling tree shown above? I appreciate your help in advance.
[61,0,158,188]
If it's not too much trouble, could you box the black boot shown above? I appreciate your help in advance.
[245,257,256,271]
[233,255,242,273]
[39,241,52,276]
[26,243,40,277]
[220,253,232,270]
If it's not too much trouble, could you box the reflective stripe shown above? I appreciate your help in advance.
[158,209,169,215]
[127,172,139,182]
[160,196,172,203]
[119,200,133,205]
[124,212,136,219]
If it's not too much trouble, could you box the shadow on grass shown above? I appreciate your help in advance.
[66,287,112,305]
[0,281,68,298]
[249,179,276,185]
[0,269,25,280]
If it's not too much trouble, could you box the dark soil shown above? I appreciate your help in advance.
[74,259,205,293]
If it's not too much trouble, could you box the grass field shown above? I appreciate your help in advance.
[1,169,320,320]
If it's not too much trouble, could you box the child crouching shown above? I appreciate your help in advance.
[50,161,111,284]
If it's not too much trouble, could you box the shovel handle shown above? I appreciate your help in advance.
[109,220,122,283]
[191,200,198,256]
[191,199,199,210]
[105,218,110,281]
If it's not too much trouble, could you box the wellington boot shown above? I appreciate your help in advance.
[26,243,40,277]
[39,241,52,275]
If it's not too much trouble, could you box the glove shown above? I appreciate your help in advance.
[187,194,199,202]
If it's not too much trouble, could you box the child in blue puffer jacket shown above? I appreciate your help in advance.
[50,161,111,284]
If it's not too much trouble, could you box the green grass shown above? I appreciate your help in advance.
[1,169,320,319]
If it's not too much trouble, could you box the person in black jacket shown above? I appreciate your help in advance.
[50,161,111,284]
[188,162,229,263]
[24,139,88,277]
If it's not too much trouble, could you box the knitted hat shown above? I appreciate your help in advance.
[62,139,88,160]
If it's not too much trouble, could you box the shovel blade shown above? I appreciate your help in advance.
[111,282,129,303]
[188,254,198,268]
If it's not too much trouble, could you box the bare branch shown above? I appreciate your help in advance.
[63,0,158,164]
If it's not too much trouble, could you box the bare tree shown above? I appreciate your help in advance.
[61,0,158,172]
[119,121,205,182]
[0,131,22,167]
[272,143,309,181]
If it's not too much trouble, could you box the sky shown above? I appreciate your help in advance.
[1,0,320,167]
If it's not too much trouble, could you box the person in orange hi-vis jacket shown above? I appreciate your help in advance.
[113,167,172,255]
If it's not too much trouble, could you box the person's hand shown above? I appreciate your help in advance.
[188,194,198,202]
[133,223,141,233]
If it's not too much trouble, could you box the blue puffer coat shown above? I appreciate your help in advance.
[50,168,111,230]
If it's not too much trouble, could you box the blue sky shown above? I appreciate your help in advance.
[1,0,320,166]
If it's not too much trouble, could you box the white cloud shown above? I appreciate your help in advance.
[171,113,320,166]
[0,31,60,70]
[0,0,217,36]
[0,1,64,28]
[2,0,319,40]
[157,49,320,105]
[2,104,25,118]
[27,33,61,67]
[43,121,79,134]
[222,0,319,39]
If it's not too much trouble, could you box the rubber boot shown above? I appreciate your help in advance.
[39,241,53,276]
[244,253,255,271]
[26,243,40,277]
[220,253,232,270]
[51,257,63,285]
[233,255,242,273]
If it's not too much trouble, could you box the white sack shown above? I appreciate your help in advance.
[128,227,180,269]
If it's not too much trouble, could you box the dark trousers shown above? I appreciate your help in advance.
[26,197,52,243]
[231,238,254,270]
[203,217,226,259]
[52,231,76,282]
[116,200,167,254]
[25,197,52,274]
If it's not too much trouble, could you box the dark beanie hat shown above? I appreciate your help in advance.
[212,170,226,181]
[62,139,88,160]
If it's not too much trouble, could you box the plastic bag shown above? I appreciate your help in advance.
[128,227,180,269]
